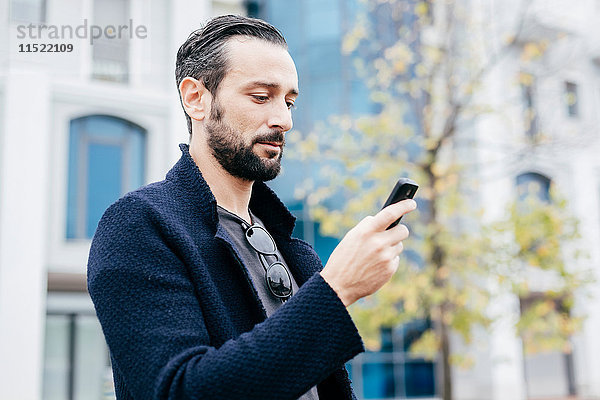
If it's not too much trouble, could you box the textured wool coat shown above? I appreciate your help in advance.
[87,144,365,399]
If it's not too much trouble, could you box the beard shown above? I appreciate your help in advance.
[206,100,285,182]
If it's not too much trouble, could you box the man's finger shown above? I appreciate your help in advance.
[371,199,417,231]
[386,224,410,246]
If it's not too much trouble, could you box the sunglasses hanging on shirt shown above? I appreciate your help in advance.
[241,221,293,301]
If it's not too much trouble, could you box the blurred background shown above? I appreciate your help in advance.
[0,0,599,399]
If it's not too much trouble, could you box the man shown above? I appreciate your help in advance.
[88,15,416,400]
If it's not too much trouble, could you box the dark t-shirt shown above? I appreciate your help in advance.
[217,206,319,400]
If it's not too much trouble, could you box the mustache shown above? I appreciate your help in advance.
[253,130,286,146]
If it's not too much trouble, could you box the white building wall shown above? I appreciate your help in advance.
[0,67,50,400]
[0,0,244,398]
[571,150,600,398]
[471,1,600,399]
[471,51,529,400]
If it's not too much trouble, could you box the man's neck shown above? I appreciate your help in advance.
[189,139,253,225]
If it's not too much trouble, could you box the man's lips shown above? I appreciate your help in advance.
[256,141,282,149]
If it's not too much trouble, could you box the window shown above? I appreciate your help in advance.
[348,322,436,399]
[289,201,340,261]
[246,0,261,17]
[565,81,579,118]
[92,0,130,83]
[305,0,342,42]
[10,0,46,22]
[515,176,576,398]
[516,172,551,203]
[66,115,145,239]
[519,295,576,399]
[43,312,114,400]
[520,74,538,139]
[255,0,377,133]
[424,0,434,22]
[515,173,552,252]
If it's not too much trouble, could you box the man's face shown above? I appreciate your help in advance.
[205,37,299,182]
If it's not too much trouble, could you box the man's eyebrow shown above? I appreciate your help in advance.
[244,81,299,95]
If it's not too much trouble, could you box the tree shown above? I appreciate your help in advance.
[287,1,591,399]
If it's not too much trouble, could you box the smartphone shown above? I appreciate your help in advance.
[382,178,418,230]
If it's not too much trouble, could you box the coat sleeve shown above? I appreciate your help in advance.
[87,195,364,400]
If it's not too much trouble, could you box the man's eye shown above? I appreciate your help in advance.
[286,101,296,110]
[252,95,268,102]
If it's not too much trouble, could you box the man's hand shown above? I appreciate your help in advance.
[320,199,417,307]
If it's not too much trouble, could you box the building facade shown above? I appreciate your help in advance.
[473,1,600,399]
[0,1,245,399]
[1,0,599,399]
[257,1,600,399]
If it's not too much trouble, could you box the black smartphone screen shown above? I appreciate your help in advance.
[382,178,418,229]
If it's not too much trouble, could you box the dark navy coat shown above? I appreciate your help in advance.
[87,144,364,399]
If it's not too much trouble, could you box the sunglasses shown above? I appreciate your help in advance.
[242,222,293,301]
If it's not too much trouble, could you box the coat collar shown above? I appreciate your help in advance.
[166,143,297,238]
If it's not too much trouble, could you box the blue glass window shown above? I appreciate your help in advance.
[288,201,340,262]
[266,0,302,51]
[253,1,436,396]
[307,41,342,78]
[405,361,436,397]
[66,115,145,239]
[305,0,341,42]
[516,172,551,203]
[308,78,343,122]
[255,0,376,134]
[346,322,436,399]
[363,359,396,398]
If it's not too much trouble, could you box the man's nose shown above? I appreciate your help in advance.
[267,100,293,132]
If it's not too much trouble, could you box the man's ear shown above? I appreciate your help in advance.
[179,77,212,121]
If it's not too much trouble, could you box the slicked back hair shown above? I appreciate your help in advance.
[175,15,288,137]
